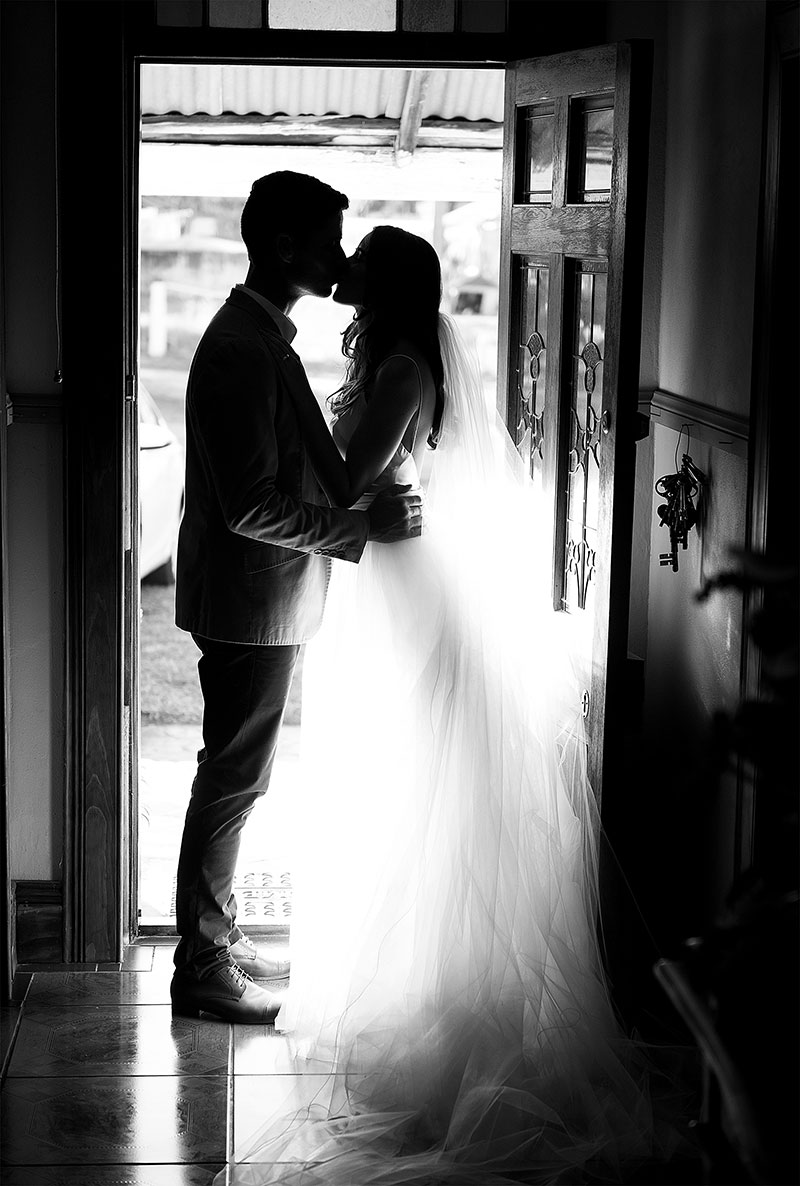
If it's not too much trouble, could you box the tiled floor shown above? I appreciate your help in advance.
[0,936,310,1186]
[1,940,706,1185]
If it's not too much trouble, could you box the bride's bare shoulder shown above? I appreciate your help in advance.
[380,339,433,383]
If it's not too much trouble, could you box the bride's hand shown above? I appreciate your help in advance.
[366,484,424,543]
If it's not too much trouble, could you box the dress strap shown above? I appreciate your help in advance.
[380,353,424,455]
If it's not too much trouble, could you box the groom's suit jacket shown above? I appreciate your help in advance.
[175,287,368,645]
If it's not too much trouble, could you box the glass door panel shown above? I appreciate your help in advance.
[517,103,555,203]
[561,262,607,615]
[568,95,614,204]
[514,258,550,491]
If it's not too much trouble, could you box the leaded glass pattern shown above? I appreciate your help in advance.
[515,260,550,490]
[563,263,606,612]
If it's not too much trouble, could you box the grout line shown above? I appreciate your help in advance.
[227,1024,236,1167]
[0,1011,24,1084]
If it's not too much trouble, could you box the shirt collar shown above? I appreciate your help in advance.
[235,285,297,343]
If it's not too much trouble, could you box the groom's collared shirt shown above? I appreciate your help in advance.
[235,285,297,344]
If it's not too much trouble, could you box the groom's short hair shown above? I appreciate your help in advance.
[241,171,349,265]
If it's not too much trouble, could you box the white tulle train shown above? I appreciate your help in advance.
[220,317,671,1185]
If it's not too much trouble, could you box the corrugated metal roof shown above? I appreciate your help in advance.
[141,64,504,123]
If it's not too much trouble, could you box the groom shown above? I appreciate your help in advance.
[170,171,422,1024]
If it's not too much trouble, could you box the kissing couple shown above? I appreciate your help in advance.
[170,171,668,1184]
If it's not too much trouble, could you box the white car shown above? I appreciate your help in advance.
[139,384,184,584]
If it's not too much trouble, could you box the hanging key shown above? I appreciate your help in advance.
[655,453,705,573]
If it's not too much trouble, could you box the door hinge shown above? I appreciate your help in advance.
[125,375,136,403]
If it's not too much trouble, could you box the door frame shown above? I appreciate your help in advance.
[739,0,798,874]
[57,1,610,962]
[0,0,11,999]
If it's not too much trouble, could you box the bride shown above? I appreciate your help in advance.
[223,227,667,1185]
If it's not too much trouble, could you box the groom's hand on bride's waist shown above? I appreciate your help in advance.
[366,484,424,543]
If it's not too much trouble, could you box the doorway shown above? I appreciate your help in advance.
[136,62,505,929]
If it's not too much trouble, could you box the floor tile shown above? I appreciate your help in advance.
[6,1005,231,1077]
[121,945,157,971]
[25,970,172,1007]
[153,943,180,972]
[233,1030,335,1076]
[233,1073,351,1163]
[2,1165,224,1184]
[0,1075,229,1164]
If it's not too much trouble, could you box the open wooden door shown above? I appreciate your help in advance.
[498,42,652,808]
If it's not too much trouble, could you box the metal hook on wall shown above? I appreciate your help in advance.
[656,423,707,573]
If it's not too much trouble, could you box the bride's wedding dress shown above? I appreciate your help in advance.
[223,318,669,1185]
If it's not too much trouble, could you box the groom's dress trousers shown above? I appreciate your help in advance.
[173,287,368,977]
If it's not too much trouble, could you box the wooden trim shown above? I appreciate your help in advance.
[550,251,569,614]
[12,880,64,965]
[60,1,129,963]
[123,52,142,944]
[510,204,611,256]
[0,0,12,1003]
[639,388,749,457]
[6,393,65,425]
[495,61,516,424]
[738,2,798,877]
[593,39,653,809]
[546,251,566,612]
[551,95,569,209]
[511,43,617,100]
[123,0,606,64]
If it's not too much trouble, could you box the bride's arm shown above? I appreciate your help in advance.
[295,356,421,507]
[344,355,421,498]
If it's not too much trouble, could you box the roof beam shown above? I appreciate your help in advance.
[140,113,502,150]
[394,69,431,164]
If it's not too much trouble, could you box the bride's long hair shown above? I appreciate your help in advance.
[330,226,445,448]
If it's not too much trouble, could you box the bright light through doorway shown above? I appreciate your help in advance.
[137,63,504,930]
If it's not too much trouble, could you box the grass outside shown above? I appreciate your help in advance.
[139,581,305,726]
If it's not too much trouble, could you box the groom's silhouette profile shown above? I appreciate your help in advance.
[170,171,421,1023]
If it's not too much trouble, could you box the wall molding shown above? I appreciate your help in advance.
[6,392,64,425]
[638,387,749,457]
[12,879,64,965]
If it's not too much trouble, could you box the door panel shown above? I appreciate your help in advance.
[499,43,652,805]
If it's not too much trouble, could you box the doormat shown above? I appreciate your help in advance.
[169,868,293,924]
[234,868,293,924]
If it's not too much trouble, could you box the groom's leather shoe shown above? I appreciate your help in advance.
[229,933,291,980]
[170,961,284,1024]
